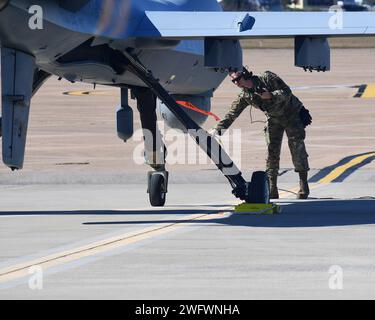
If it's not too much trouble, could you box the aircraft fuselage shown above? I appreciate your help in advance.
[0,0,230,95]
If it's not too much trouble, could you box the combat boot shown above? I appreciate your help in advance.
[297,172,310,199]
[268,174,279,199]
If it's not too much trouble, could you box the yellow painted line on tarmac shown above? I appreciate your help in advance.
[354,84,375,98]
[318,152,375,184]
[0,212,226,284]
[361,84,375,98]
[2,152,374,283]
[278,152,375,198]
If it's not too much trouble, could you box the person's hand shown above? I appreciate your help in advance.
[208,128,219,137]
[208,128,223,145]
[255,90,272,100]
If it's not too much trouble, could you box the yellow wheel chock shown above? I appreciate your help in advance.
[234,203,281,215]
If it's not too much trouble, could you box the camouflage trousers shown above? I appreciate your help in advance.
[264,116,310,176]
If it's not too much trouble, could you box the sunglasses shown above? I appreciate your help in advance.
[231,74,243,84]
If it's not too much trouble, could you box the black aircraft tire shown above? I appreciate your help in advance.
[248,171,270,204]
[149,174,166,207]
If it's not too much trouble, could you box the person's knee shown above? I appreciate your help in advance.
[267,141,282,158]
[293,155,310,172]
[288,137,307,152]
[287,129,306,141]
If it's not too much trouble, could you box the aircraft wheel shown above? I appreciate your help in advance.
[149,173,166,207]
[248,171,270,204]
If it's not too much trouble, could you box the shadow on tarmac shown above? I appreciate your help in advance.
[81,199,375,228]
[0,209,217,216]
[0,200,374,228]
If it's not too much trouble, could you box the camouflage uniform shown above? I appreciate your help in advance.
[215,71,309,175]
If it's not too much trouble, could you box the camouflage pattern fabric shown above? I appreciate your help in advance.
[215,71,309,174]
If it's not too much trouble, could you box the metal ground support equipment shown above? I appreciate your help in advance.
[122,50,270,205]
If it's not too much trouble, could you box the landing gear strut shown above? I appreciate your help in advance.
[131,86,169,206]
[122,50,269,205]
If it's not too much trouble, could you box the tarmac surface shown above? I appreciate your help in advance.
[0,49,374,299]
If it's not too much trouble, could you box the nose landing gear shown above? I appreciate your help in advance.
[123,50,269,207]
[148,171,169,207]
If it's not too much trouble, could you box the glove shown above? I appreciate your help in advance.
[209,127,225,135]
[299,106,312,128]
[208,128,223,145]
[208,128,219,136]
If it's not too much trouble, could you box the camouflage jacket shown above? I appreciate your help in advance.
[215,71,304,130]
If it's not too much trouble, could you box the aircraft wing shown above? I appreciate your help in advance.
[133,11,375,39]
